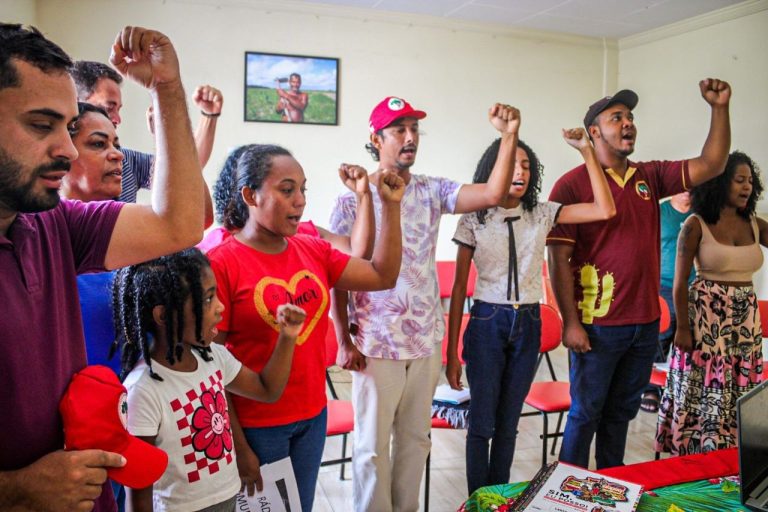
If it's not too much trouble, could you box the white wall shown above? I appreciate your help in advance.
[30,0,614,259]
[8,0,767,264]
[618,1,768,297]
[3,0,36,24]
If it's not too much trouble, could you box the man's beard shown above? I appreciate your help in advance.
[598,127,635,158]
[0,147,69,213]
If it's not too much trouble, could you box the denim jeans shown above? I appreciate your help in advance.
[559,320,659,469]
[463,301,541,494]
[243,408,327,512]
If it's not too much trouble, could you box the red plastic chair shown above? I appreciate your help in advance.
[541,260,559,314]
[440,313,469,365]
[436,260,477,308]
[321,325,354,480]
[650,295,673,389]
[659,295,671,332]
[522,303,570,466]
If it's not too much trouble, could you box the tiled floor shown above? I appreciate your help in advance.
[313,345,663,512]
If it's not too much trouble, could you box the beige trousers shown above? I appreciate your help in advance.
[351,349,441,512]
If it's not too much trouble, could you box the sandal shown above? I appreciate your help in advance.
[640,392,660,413]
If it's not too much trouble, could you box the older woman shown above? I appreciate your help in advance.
[656,151,766,455]
[62,103,126,376]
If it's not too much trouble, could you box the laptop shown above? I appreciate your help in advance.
[738,379,768,511]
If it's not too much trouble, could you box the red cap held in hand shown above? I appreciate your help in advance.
[60,365,168,489]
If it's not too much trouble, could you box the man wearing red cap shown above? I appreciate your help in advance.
[546,79,731,470]
[331,96,520,511]
[0,24,204,511]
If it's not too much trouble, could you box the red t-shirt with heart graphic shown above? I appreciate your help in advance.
[208,234,350,427]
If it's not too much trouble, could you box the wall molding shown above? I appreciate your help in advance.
[619,0,768,50]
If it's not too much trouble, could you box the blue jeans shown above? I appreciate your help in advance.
[243,408,327,512]
[463,301,541,494]
[559,320,659,469]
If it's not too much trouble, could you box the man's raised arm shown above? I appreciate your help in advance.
[105,26,204,269]
[687,78,731,187]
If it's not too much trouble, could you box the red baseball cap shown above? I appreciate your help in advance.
[369,96,426,133]
[60,365,169,489]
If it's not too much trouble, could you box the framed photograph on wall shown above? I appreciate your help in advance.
[244,51,339,125]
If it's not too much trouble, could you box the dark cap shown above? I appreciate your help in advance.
[583,89,638,130]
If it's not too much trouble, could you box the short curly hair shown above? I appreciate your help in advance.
[691,151,763,224]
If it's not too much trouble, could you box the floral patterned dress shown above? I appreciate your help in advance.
[655,278,764,454]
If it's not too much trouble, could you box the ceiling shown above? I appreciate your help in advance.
[293,0,746,38]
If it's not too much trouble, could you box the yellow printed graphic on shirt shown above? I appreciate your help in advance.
[253,270,328,345]
[578,264,615,324]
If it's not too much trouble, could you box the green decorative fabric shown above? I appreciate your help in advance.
[459,477,746,512]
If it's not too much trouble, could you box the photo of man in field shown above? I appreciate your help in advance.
[245,52,338,125]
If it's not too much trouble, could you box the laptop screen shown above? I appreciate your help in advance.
[739,380,768,501]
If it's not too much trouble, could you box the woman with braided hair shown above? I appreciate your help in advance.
[114,248,307,512]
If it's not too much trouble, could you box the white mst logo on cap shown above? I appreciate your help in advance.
[118,392,128,429]
[388,98,404,111]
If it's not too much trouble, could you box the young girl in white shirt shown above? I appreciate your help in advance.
[113,248,306,512]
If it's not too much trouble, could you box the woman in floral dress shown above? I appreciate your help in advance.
[656,151,766,455]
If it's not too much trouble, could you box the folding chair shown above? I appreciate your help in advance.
[321,325,354,479]
[522,303,570,466]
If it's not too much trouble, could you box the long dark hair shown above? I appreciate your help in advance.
[691,151,762,224]
[474,139,543,223]
[111,248,211,381]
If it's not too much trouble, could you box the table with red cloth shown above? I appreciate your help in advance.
[459,449,746,511]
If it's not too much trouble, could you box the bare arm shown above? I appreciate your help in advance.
[105,27,204,269]
[228,394,263,496]
[0,450,125,512]
[192,85,222,169]
[334,170,404,291]
[276,89,308,112]
[673,217,701,353]
[316,164,375,258]
[192,85,223,228]
[687,79,732,187]
[454,104,519,214]
[332,288,366,371]
[548,244,591,353]
[757,216,768,247]
[125,437,155,512]
[446,244,473,390]
[227,304,305,402]
[556,128,616,224]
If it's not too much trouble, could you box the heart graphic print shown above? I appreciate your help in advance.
[252,270,328,345]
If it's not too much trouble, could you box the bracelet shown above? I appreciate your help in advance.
[201,111,221,118]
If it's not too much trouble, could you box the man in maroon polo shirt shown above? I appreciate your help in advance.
[0,23,205,511]
[546,80,731,470]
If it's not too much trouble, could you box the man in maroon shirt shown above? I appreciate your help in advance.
[546,79,731,469]
[0,23,205,511]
